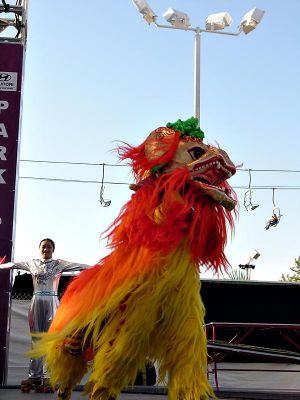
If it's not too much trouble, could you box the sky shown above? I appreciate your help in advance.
[2,0,300,281]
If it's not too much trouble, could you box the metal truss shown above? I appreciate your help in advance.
[0,0,28,45]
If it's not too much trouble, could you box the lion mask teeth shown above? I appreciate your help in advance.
[164,140,236,210]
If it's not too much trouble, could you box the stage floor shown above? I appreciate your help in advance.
[2,387,300,400]
[0,389,237,400]
[0,389,166,400]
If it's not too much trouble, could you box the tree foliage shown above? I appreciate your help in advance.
[281,256,300,282]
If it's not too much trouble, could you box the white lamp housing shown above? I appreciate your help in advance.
[163,8,190,28]
[240,7,265,34]
[0,19,11,34]
[205,12,233,31]
[249,249,261,260]
[132,0,157,24]
[240,249,261,266]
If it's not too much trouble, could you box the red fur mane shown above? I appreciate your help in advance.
[108,136,236,272]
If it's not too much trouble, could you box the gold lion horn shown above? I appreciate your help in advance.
[144,127,178,162]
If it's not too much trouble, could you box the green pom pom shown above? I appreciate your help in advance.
[151,164,165,174]
[166,117,204,139]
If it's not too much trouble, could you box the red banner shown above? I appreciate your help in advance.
[0,42,24,384]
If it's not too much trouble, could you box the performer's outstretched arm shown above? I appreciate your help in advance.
[57,260,90,273]
[0,260,31,272]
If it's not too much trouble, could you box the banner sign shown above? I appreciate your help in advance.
[0,42,24,384]
[0,43,23,258]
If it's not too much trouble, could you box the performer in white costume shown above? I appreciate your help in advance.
[0,238,89,388]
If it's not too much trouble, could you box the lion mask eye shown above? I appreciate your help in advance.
[188,146,206,161]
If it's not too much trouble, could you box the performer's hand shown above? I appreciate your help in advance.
[0,256,7,265]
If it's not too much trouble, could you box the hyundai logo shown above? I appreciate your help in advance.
[0,73,12,82]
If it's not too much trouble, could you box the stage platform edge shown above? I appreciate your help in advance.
[1,385,300,399]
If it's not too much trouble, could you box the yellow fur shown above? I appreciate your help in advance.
[31,245,214,399]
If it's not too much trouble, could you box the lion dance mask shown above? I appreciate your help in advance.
[32,117,237,400]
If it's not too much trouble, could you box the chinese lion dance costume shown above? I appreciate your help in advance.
[31,117,237,400]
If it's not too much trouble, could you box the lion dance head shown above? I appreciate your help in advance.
[115,117,237,273]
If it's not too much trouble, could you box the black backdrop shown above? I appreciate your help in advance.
[12,275,300,325]
[12,275,300,355]
[200,279,300,325]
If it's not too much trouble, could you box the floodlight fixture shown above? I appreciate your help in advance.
[205,12,233,31]
[239,249,260,279]
[249,249,260,260]
[163,8,190,29]
[240,7,265,34]
[132,0,156,24]
[132,1,265,121]
[0,18,12,34]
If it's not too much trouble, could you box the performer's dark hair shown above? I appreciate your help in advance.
[39,238,55,251]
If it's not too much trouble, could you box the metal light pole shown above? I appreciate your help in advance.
[144,19,242,122]
[132,1,265,122]
[194,29,200,121]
